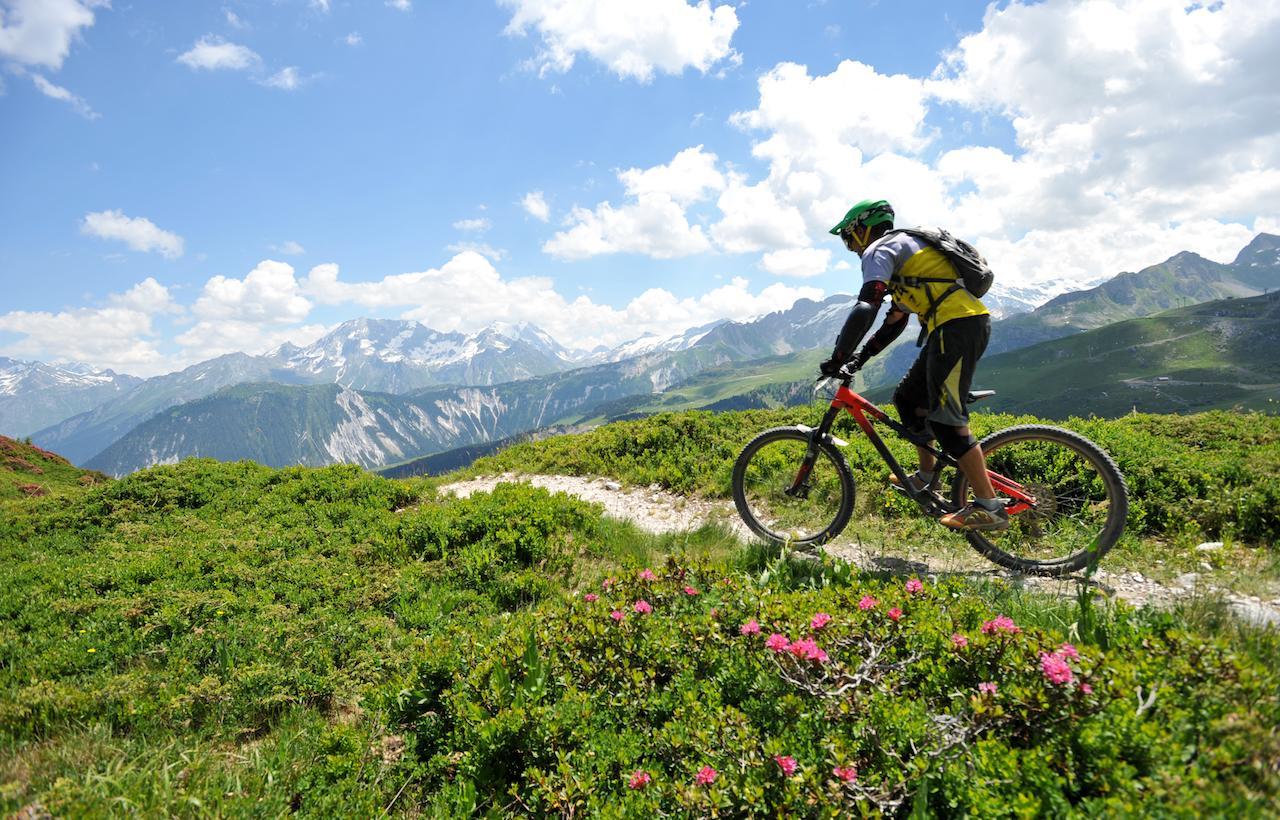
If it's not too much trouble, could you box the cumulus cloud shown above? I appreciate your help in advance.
[177,35,261,71]
[544,146,724,260]
[81,210,184,259]
[522,191,550,221]
[173,320,330,362]
[501,0,740,82]
[718,0,1280,290]
[191,259,312,323]
[760,247,831,279]
[302,252,822,350]
[0,276,174,376]
[30,73,97,119]
[0,0,105,71]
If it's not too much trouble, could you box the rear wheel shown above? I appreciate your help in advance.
[951,425,1128,576]
[732,427,855,549]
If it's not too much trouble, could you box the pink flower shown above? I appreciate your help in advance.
[1081,683,1094,694]
[832,766,858,783]
[765,633,790,653]
[683,585,699,596]
[1040,651,1074,685]
[628,770,651,790]
[634,599,652,615]
[978,681,997,695]
[710,607,720,619]
[810,612,832,630]
[695,766,717,786]
[858,595,877,611]
[638,568,656,582]
[610,610,625,622]
[981,615,1021,635]
[888,607,903,622]
[905,578,924,594]
[584,593,598,603]
[951,633,969,648]
[740,619,761,636]
[1059,643,1080,660]
[773,755,798,776]
[787,637,829,663]
[602,578,615,591]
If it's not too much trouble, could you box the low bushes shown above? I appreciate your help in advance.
[401,560,1280,816]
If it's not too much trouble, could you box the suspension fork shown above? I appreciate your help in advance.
[785,404,843,498]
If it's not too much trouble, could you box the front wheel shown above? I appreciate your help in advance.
[732,427,855,549]
[951,424,1128,576]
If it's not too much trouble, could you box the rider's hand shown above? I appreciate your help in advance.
[818,357,845,377]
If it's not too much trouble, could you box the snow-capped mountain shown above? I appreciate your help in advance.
[595,320,726,364]
[0,357,142,438]
[267,318,577,392]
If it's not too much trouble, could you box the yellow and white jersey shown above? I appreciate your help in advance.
[861,231,988,335]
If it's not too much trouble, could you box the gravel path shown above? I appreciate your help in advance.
[439,473,1280,628]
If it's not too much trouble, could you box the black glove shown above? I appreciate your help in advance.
[819,357,845,377]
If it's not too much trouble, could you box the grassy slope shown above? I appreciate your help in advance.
[0,435,107,502]
[973,293,1280,418]
[3,412,1279,815]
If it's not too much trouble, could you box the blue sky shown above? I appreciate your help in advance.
[2,0,1277,375]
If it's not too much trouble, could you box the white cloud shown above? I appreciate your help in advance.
[386,0,411,10]
[271,240,305,255]
[177,35,261,72]
[712,0,1280,292]
[106,277,183,314]
[446,242,507,261]
[501,0,740,83]
[344,32,363,46]
[544,194,712,260]
[618,145,724,205]
[191,259,312,323]
[453,217,491,232]
[81,210,184,259]
[260,66,308,91]
[522,190,550,222]
[310,0,330,12]
[225,9,247,30]
[544,147,725,260]
[0,276,173,376]
[760,247,831,279]
[0,0,105,71]
[301,252,822,350]
[173,320,330,362]
[30,73,97,119]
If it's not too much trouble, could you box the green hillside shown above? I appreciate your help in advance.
[3,412,1279,815]
[0,435,107,503]
[972,292,1280,418]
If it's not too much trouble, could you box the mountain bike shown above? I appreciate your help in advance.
[730,369,1128,576]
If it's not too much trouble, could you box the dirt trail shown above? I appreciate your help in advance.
[440,473,1280,628]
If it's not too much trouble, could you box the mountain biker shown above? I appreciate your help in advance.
[819,199,1008,531]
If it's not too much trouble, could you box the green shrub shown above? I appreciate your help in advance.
[401,560,1280,816]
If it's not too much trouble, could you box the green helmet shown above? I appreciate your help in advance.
[829,199,895,235]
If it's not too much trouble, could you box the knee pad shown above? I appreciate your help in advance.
[935,424,978,460]
[893,389,930,440]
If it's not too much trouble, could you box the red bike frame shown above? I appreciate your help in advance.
[802,380,1037,516]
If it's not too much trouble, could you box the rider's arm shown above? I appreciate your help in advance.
[825,280,888,367]
[855,304,909,362]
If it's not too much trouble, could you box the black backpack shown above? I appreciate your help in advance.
[891,227,994,299]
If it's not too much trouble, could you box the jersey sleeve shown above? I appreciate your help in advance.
[860,241,896,285]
